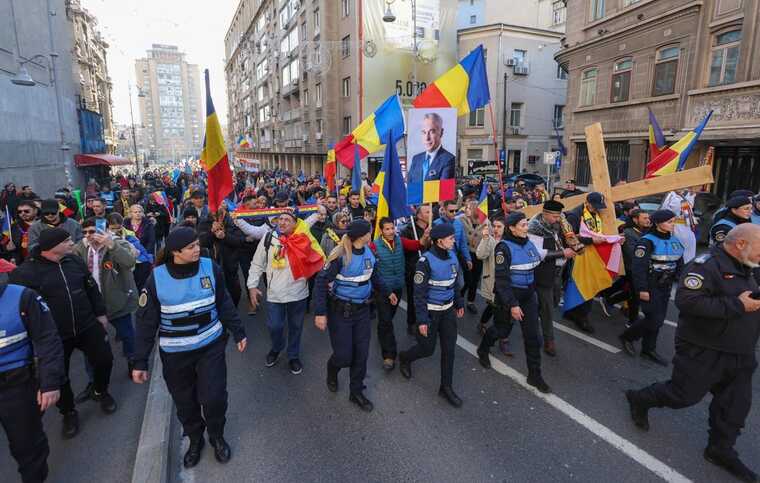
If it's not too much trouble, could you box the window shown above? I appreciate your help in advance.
[469,15,477,25]
[468,108,485,127]
[553,105,564,128]
[623,0,641,6]
[611,58,632,102]
[316,118,324,134]
[709,30,741,86]
[303,89,309,106]
[510,103,523,127]
[467,149,483,161]
[257,84,265,102]
[341,0,349,17]
[557,63,568,80]
[342,116,351,135]
[315,83,322,107]
[579,68,598,106]
[653,46,679,96]
[513,49,527,65]
[313,8,320,34]
[590,0,604,20]
[341,35,351,58]
[301,22,307,41]
[342,77,351,97]
[552,1,566,25]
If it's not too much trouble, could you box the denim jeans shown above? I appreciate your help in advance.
[265,298,307,360]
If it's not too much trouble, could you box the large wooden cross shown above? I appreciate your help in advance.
[522,123,714,235]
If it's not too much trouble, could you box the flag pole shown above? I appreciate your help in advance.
[487,101,508,214]
[402,134,423,257]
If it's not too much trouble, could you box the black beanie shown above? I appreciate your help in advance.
[650,209,676,225]
[430,223,455,241]
[38,228,71,251]
[166,227,198,253]
[506,211,526,226]
[347,219,371,240]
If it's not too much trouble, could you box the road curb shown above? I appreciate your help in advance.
[131,349,172,483]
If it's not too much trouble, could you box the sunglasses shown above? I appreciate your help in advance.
[447,210,457,214]
[17,209,33,214]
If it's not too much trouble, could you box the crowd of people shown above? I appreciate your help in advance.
[1,168,759,483]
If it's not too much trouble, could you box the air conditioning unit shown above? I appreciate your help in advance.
[505,57,517,67]
[513,64,529,75]
[302,133,309,141]
[315,132,323,140]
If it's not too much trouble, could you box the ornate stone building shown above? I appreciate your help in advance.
[556,0,760,197]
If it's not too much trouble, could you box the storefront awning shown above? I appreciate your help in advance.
[74,154,133,168]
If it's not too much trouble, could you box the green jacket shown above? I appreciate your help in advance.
[73,238,138,319]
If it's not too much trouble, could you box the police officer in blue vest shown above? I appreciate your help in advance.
[711,196,752,246]
[620,209,684,365]
[399,223,465,408]
[477,212,559,393]
[132,227,247,468]
[314,220,396,412]
[0,274,65,483]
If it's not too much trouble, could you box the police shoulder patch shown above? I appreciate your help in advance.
[715,231,726,242]
[495,253,505,265]
[683,274,703,290]
[634,247,646,258]
[138,291,148,307]
[414,271,425,284]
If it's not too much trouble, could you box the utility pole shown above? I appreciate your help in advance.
[128,82,140,178]
[502,72,508,175]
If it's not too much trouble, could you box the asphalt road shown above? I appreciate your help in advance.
[169,289,760,483]
[1,330,149,483]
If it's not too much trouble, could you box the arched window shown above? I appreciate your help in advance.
[709,30,741,86]
[611,58,633,103]
[579,68,598,106]
[653,46,680,96]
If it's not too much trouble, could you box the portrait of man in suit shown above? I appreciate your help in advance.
[406,112,456,187]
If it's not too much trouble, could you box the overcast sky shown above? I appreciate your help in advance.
[82,0,236,127]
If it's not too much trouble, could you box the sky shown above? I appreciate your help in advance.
[81,0,237,127]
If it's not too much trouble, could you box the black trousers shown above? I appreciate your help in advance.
[482,287,542,374]
[376,289,402,359]
[133,263,153,291]
[0,370,49,483]
[480,302,495,326]
[402,308,457,388]
[636,339,756,450]
[327,301,371,394]
[405,274,417,328]
[462,253,483,303]
[160,336,229,440]
[621,283,670,352]
[58,324,113,414]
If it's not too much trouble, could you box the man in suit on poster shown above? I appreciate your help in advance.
[407,113,456,188]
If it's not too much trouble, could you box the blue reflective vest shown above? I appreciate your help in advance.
[642,233,683,273]
[502,240,541,289]
[425,249,459,310]
[0,284,34,373]
[373,235,405,291]
[333,248,376,304]
[711,218,737,246]
[751,211,760,226]
[153,257,222,353]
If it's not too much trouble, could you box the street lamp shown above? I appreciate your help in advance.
[128,82,146,177]
[382,0,418,81]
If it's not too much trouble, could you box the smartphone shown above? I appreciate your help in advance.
[95,218,107,233]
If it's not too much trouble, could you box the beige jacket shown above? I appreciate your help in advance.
[460,215,484,253]
[476,236,499,302]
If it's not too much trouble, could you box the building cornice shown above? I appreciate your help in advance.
[573,93,680,113]
[687,79,760,97]
[459,22,564,40]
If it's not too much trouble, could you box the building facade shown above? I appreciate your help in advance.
[135,44,203,163]
[556,0,760,197]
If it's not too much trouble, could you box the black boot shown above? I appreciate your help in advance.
[399,353,412,379]
[704,446,759,482]
[477,343,491,369]
[526,371,551,394]
[349,392,374,412]
[183,436,205,468]
[61,410,79,439]
[74,383,94,404]
[326,360,338,392]
[625,390,650,431]
[209,436,231,463]
[618,335,636,357]
[438,386,463,408]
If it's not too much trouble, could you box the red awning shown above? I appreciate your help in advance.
[74,154,133,168]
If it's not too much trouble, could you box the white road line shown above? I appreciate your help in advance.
[455,336,692,483]
[552,321,621,354]
[664,320,677,328]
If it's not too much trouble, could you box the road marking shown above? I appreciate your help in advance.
[552,321,621,354]
[665,320,677,328]
[455,336,692,483]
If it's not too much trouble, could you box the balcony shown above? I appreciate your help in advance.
[282,79,299,97]
[513,62,529,76]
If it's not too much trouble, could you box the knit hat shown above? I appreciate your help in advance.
[650,209,676,225]
[506,211,526,227]
[182,207,198,219]
[347,219,372,240]
[726,196,752,209]
[430,223,455,241]
[40,199,59,215]
[542,200,564,214]
[165,227,198,253]
[728,189,754,200]
[38,228,71,251]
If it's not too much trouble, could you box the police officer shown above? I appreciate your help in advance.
[477,212,565,394]
[710,196,752,245]
[314,220,396,412]
[398,223,465,408]
[0,274,65,483]
[619,209,684,366]
[625,224,760,482]
[132,227,247,468]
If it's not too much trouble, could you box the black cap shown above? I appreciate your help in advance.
[586,192,606,210]
[543,200,564,214]
[182,207,198,219]
[40,199,59,215]
[38,228,71,251]
[650,209,676,225]
[506,211,526,226]
[275,191,290,202]
[190,190,205,199]
[430,223,455,241]
[165,227,199,253]
[347,219,372,240]
[726,196,752,209]
[728,189,754,199]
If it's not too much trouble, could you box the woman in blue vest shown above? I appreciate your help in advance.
[314,220,396,412]
[398,223,465,408]
[620,209,684,365]
[710,196,752,246]
[131,227,247,469]
[477,212,563,394]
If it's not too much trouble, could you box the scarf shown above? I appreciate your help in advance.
[582,207,603,234]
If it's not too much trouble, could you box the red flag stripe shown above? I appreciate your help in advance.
[412,83,451,109]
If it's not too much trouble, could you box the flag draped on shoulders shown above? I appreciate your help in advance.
[200,69,233,212]
[274,219,326,280]
[324,147,337,194]
[334,94,405,168]
[645,111,713,178]
[562,222,623,314]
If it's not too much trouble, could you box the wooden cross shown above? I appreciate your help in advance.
[522,123,715,235]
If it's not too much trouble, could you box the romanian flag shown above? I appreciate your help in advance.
[324,147,337,194]
[646,111,713,178]
[406,160,457,205]
[237,135,252,149]
[1,206,11,242]
[334,94,405,168]
[275,218,326,280]
[476,184,488,223]
[58,202,75,218]
[351,145,366,207]
[563,223,623,314]
[374,130,409,234]
[200,69,234,212]
[412,44,491,116]
[648,108,666,161]
[151,191,175,222]
[232,204,319,222]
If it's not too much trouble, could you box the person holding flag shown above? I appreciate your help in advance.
[200,69,234,214]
